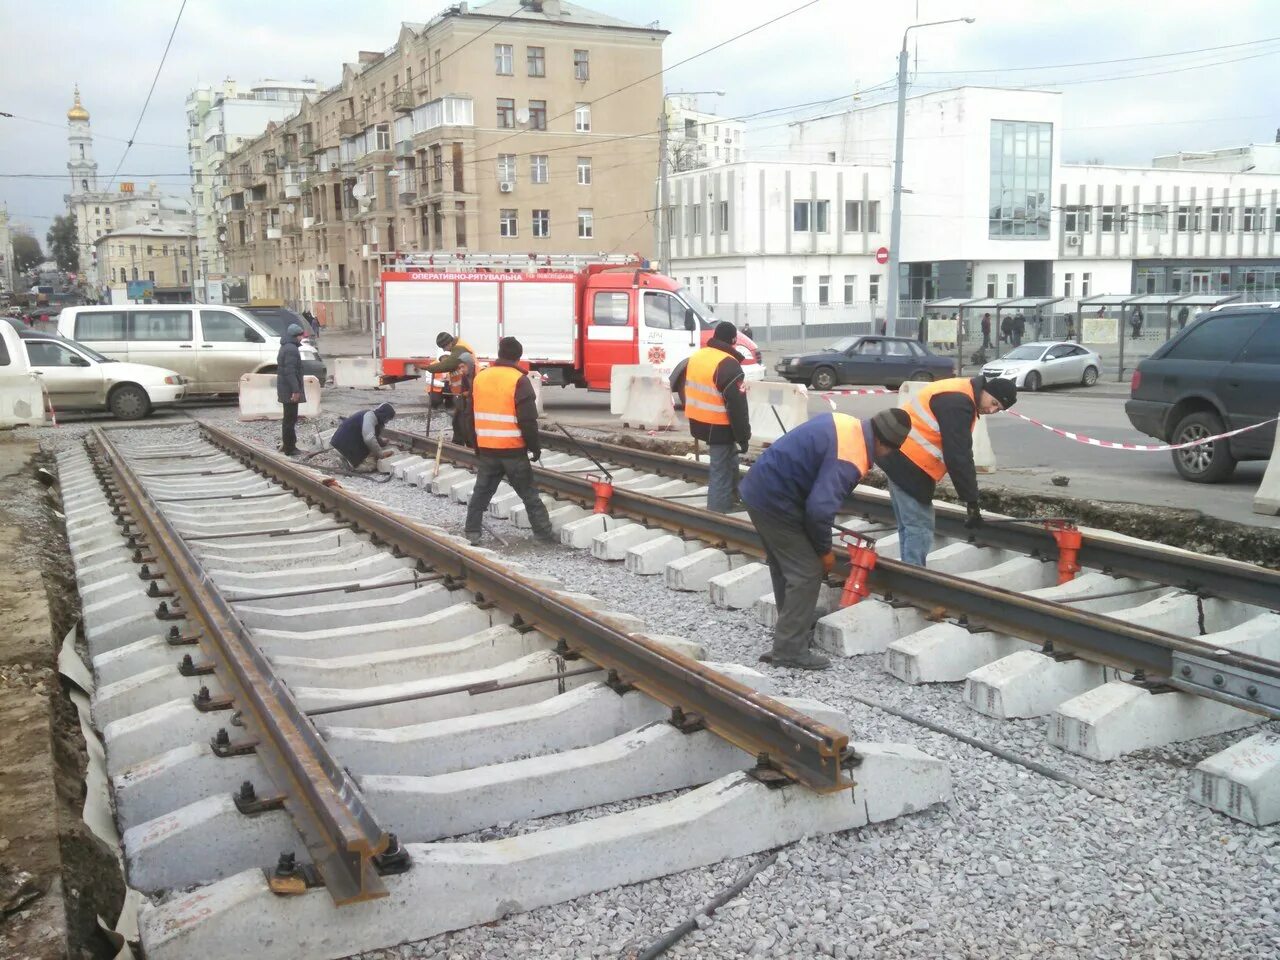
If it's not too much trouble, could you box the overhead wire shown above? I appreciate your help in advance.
[918,34,1280,74]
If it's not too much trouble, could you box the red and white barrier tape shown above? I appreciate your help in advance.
[819,387,897,409]
[1007,410,1278,452]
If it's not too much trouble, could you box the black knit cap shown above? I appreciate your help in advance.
[870,408,911,448]
[713,320,737,343]
[436,332,455,349]
[498,336,523,361]
[983,377,1018,410]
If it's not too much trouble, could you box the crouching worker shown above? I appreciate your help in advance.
[740,408,912,670]
[330,402,398,469]
[463,337,555,545]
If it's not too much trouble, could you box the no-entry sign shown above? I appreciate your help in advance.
[875,247,890,265]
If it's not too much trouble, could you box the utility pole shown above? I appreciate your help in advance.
[188,241,197,302]
[658,109,669,273]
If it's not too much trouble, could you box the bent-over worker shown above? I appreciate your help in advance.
[878,376,1017,566]
[669,320,750,512]
[740,408,912,671]
[424,332,476,446]
[330,402,397,469]
[463,336,555,545]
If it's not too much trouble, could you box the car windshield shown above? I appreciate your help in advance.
[824,337,859,352]
[674,288,716,330]
[245,307,316,337]
[1000,345,1044,361]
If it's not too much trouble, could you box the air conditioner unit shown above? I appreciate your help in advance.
[499,181,514,193]
[1066,235,1082,247]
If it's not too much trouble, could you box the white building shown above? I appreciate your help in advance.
[64,87,195,291]
[665,94,745,171]
[185,78,320,299]
[667,86,1280,320]
[0,204,14,292]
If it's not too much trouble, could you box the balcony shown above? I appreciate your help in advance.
[302,216,316,229]
[392,89,414,113]
[339,118,360,137]
[266,227,282,240]
[300,139,318,157]
[281,145,299,165]
[284,223,302,237]
[263,156,278,175]
[340,160,356,177]
[410,96,475,142]
[395,140,414,158]
[283,183,302,199]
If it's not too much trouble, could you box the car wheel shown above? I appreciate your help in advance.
[109,384,151,421]
[1171,412,1235,483]
[1081,365,1099,387]
[907,369,934,383]
[810,367,837,391]
[1024,371,1042,392]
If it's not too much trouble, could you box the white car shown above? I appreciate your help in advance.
[22,334,185,419]
[981,340,1101,391]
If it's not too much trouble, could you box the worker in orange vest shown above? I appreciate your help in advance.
[669,321,750,512]
[462,336,554,545]
[878,376,1017,566]
[424,332,475,446]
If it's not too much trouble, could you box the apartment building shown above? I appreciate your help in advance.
[664,94,745,171]
[221,0,666,328]
[95,222,197,303]
[186,79,320,300]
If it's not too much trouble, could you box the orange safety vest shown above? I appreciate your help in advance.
[832,413,871,475]
[450,339,476,396]
[471,364,525,450]
[684,346,730,426]
[898,378,976,481]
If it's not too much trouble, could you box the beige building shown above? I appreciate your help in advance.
[96,223,197,303]
[222,0,666,329]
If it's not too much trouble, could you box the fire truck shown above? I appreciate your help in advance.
[378,252,764,389]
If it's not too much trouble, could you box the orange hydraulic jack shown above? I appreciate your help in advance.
[838,533,879,607]
[1045,519,1082,584]
[588,474,614,514]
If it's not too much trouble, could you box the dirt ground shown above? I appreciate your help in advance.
[0,438,124,960]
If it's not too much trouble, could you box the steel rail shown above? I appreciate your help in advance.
[524,430,1280,612]
[201,423,855,793]
[381,428,1280,718]
[90,428,392,905]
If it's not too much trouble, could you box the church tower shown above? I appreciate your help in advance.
[67,85,97,196]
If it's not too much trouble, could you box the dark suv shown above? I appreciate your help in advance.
[1126,305,1279,482]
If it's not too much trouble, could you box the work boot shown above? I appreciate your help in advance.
[770,650,831,671]
[465,530,482,546]
[533,528,557,544]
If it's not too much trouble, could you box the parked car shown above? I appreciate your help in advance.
[242,304,320,343]
[21,334,185,419]
[57,304,325,394]
[776,336,953,390]
[981,341,1101,391]
[1125,304,1280,482]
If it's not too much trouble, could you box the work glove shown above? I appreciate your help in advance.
[965,502,983,530]
[528,448,541,463]
[820,551,836,575]
[738,440,749,455]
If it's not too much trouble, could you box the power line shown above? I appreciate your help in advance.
[0,112,187,149]
[1023,47,1280,88]
[103,0,188,192]
[918,34,1280,74]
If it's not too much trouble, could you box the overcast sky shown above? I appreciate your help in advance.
[3,0,1277,242]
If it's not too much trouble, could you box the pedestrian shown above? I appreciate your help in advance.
[669,320,750,512]
[741,407,912,670]
[917,315,927,343]
[276,322,305,456]
[463,336,555,545]
[1000,314,1013,344]
[1014,312,1026,346]
[1177,305,1190,330]
[1065,315,1076,341]
[980,312,992,349]
[742,322,754,339]
[302,308,320,343]
[1130,306,1144,339]
[1033,311,1044,340]
[878,375,1017,566]
[424,332,476,446]
[329,402,398,469]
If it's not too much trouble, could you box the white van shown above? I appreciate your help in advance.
[57,304,324,395]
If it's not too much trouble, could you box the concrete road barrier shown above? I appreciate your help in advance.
[745,380,809,442]
[332,357,381,388]
[0,379,46,427]
[619,374,678,431]
[1253,425,1280,516]
[238,374,322,421]
[609,363,659,416]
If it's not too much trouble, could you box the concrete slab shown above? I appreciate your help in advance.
[624,533,695,575]
[591,522,665,561]
[753,586,838,630]
[1190,731,1280,826]
[511,495,560,529]
[665,547,739,592]
[114,743,262,831]
[708,562,773,610]
[814,599,932,658]
[253,601,501,659]
[93,634,177,687]
[236,582,454,631]
[450,478,477,503]
[546,503,587,532]
[103,699,214,777]
[560,512,625,548]
[214,553,415,594]
[93,665,213,729]
[885,623,1025,685]
[964,650,1107,720]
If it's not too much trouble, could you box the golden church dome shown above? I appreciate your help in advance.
[67,86,89,122]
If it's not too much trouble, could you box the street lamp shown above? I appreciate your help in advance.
[658,90,726,272]
[885,16,974,325]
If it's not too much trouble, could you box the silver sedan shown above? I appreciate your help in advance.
[981,341,1101,391]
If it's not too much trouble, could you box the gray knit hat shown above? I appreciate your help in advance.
[870,408,912,448]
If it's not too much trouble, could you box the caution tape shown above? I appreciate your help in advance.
[819,387,897,410]
[1006,411,1279,452]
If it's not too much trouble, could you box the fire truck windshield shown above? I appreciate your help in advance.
[675,288,717,329]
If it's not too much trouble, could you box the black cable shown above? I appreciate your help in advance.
[919,34,1280,74]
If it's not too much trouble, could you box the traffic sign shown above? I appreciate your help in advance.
[875,247,889,265]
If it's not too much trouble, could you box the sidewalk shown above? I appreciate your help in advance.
[317,329,377,359]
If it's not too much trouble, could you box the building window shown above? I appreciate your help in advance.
[688,204,702,235]
[986,273,997,298]
[1176,206,1203,232]
[132,267,138,281]
[1140,204,1168,232]
[575,103,591,132]
[718,200,729,233]
[530,155,548,184]
[434,48,443,82]
[1006,274,1016,297]
[162,245,169,256]
[698,277,705,301]
[455,200,467,247]
[497,153,516,183]
[576,157,592,185]
[181,270,188,284]
[148,271,155,282]
[1100,205,1128,233]
[1063,205,1091,233]
[1242,207,1263,232]
[495,44,513,75]
[792,199,829,233]
[529,100,547,130]
[818,275,831,306]
[869,274,880,303]
[1210,206,1233,233]
[712,276,719,302]
[574,49,589,81]
[1082,272,1091,297]
[146,245,154,256]
[532,209,549,238]
[497,98,515,129]
[843,274,856,304]
[792,276,804,305]
[499,209,518,238]
[988,119,1052,239]
[376,123,391,151]
[577,208,593,239]
[1063,273,1073,298]
[119,268,126,282]
[527,46,545,77]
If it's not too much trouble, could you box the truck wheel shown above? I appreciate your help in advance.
[810,367,837,391]
[1171,411,1235,483]
[109,384,151,421]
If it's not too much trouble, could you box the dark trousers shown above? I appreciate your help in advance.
[451,396,474,446]
[280,402,299,454]
[746,505,824,659]
[981,329,991,348]
[465,453,552,537]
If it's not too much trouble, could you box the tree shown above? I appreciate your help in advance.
[11,233,42,274]
[47,214,80,273]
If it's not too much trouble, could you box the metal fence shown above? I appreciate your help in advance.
[708,300,926,354]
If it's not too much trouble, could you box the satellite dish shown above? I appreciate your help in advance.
[284,203,295,213]
[516,107,530,125]
[352,181,368,199]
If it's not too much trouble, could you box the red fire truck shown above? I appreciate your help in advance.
[378,253,764,389]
